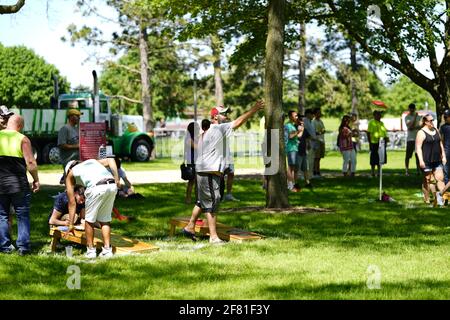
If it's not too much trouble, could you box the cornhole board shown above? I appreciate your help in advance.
[49,227,159,254]
[169,217,264,242]
[442,192,450,201]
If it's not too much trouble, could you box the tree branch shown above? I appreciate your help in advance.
[106,61,141,75]
[110,95,142,104]
[0,0,25,14]
[440,0,450,76]
[415,7,439,79]
[325,0,434,92]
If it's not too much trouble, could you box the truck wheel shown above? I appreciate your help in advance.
[43,143,61,164]
[131,139,151,162]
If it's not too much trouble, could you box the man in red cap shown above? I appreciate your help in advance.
[210,106,240,201]
[182,100,264,244]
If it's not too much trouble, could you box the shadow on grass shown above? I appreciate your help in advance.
[259,279,450,299]
[20,173,450,254]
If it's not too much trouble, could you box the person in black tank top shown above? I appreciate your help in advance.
[416,114,446,206]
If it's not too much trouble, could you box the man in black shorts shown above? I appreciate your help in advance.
[404,103,421,175]
[181,100,264,244]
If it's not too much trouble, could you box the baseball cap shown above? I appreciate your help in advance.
[65,160,80,175]
[444,109,450,117]
[210,106,229,118]
[67,109,83,117]
[0,105,13,117]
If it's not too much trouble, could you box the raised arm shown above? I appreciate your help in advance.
[232,100,265,130]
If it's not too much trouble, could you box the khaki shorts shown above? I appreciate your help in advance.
[85,184,117,223]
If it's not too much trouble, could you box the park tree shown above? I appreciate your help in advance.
[319,0,450,120]
[99,46,191,119]
[383,75,434,115]
[265,0,289,208]
[65,0,182,131]
[0,0,25,14]
[0,44,70,108]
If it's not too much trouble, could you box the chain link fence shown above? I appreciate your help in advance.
[153,129,407,159]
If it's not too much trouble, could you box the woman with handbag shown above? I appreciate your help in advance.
[184,122,200,204]
[183,120,211,204]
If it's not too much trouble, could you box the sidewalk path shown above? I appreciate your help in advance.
[34,168,264,186]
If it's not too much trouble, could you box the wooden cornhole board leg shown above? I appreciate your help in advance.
[49,228,159,254]
[169,217,264,242]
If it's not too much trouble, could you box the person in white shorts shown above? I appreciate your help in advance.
[64,158,119,258]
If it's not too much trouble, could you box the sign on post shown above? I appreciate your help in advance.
[378,138,385,165]
[79,122,106,161]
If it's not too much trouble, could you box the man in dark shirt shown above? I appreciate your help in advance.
[48,186,85,227]
[440,109,450,184]
[297,116,312,188]
[0,115,39,255]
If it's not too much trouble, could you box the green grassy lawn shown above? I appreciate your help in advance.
[2,149,450,299]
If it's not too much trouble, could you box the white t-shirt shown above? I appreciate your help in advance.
[72,159,113,189]
[196,121,235,173]
[405,113,421,141]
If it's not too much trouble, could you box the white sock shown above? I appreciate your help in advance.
[287,181,294,190]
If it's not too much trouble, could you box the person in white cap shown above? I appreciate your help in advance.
[0,105,14,130]
[64,158,119,258]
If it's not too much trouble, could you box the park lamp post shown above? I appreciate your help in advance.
[193,73,198,122]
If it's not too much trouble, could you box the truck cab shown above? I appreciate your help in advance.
[12,72,153,164]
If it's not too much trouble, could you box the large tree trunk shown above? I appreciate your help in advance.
[432,83,450,127]
[265,0,289,208]
[298,22,306,115]
[350,41,358,116]
[211,35,224,107]
[139,24,154,131]
[0,0,25,14]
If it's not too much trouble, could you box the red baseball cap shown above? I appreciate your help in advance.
[210,106,229,118]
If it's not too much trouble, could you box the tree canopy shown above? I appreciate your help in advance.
[0,44,70,108]
[0,0,25,14]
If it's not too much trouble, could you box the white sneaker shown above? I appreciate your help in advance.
[224,194,240,201]
[85,247,97,259]
[436,192,444,207]
[99,246,113,258]
[209,237,226,245]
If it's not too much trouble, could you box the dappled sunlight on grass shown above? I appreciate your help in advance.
[3,164,450,299]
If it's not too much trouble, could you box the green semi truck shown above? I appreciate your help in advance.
[10,71,154,164]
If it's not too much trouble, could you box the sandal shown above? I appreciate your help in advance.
[181,228,197,241]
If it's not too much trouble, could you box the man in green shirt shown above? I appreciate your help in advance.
[367,110,389,177]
